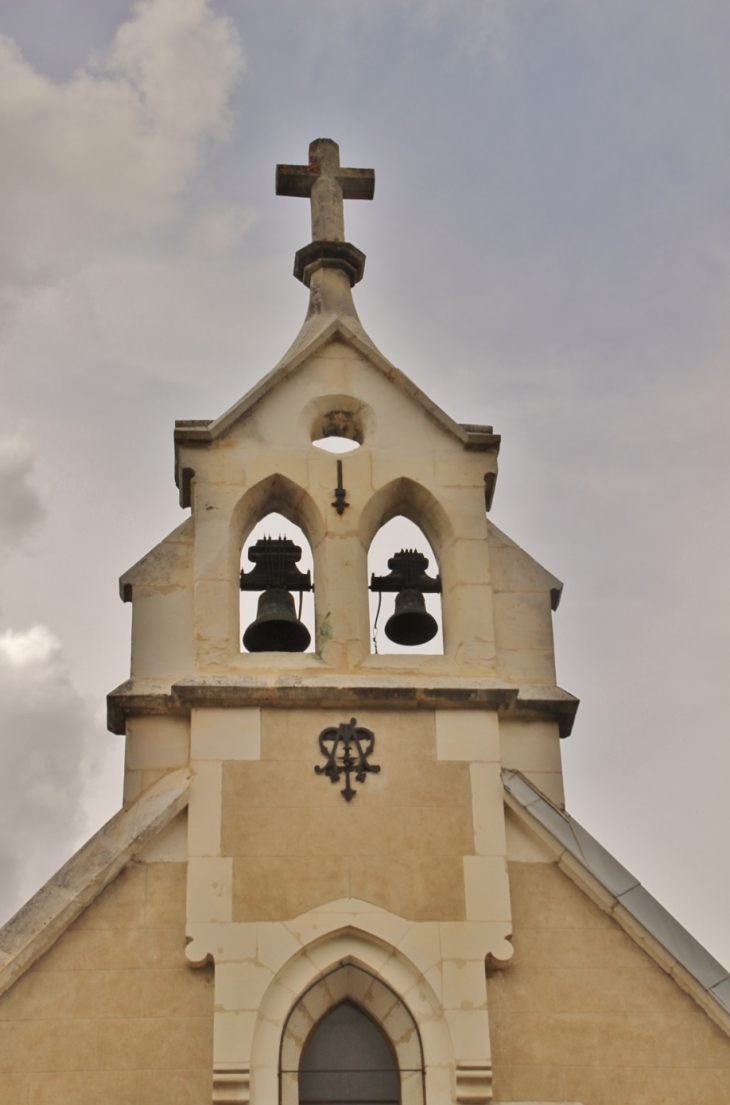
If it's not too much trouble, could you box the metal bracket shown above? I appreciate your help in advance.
[332,459,350,516]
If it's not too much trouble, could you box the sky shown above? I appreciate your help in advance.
[0,0,729,965]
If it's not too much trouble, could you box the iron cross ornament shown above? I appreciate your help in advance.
[315,718,380,802]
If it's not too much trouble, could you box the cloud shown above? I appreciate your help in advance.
[0,624,110,921]
[407,0,515,55]
[186,202,257,255]
[261,0,515,63]
[0,0,243,300]
[0,427,46,554]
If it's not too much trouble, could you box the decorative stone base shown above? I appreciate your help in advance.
[294,239,366,286]
[212,1064,250,1104]
[456,1060,493,1103]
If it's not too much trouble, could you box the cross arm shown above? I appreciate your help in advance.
[276,164,375,200]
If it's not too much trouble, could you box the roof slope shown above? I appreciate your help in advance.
[0,769,189,998]
[503,769,730,1033]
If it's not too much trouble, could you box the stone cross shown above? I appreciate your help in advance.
[276,138,375,243]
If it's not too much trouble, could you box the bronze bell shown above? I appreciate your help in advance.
[243,589,311,653]
[384,588,438,647]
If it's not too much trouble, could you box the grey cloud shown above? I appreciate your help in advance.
[0,429,46,554]
[0,0,243,300]
[0,625,108,921]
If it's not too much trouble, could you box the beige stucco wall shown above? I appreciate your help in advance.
[488,860,730,1104]
[0,860,213,1105]
[221,708,473,921]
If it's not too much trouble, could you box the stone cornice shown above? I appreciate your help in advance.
[107,675,578,737]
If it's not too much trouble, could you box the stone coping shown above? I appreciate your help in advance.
[0,768,190,999]
[172,317,500,454]
[503,769,730,1033]
[106,676,579,737]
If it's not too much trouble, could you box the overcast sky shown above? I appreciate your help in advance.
[0,0,728,965]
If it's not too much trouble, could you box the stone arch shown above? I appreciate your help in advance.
[360,479,456,654]
[250,928,455,1105]
[280,964,424,1105]
[359,477,454,560]
[232,473,326,554]
[230,475,326,652]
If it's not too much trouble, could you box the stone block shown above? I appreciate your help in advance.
[434,453,494,489]
[470,763,508,856]
[138,966,213,1019]
[214,961,273,1013]
[138,1070,213,1105]
[256,924,303,974]
[504,808,554,863]
[395,923,442,976]
[186,858,232,924]
[442,957,488,1012]
[193,579,232,652]
[192,497,233,584]
[444,1006,491,1062]
[97,1015,212,1070]
[452,538,492,587]
[499,719,562,773]
[495,646,557,685]
[188,761,222,858]
[0,1019,99,1073]
[191,707,261,761]
[144,862,187,928]
[125,717,189,771]
[25,1071,140,1105]
[493,591,554,651]
[351,856,466,921]
[463,856,511,923]
[435,710,499,762]
[131,589,193,679]
[221,805,289,858]
[232,855,349,921]
[123,769,142,804]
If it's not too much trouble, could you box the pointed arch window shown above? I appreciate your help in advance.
[240,512,315,653]
[299,1001,399,1104]
[368,517,443,655]
[280,964,424,1105]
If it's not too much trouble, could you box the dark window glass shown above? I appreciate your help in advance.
[299,1000,400,1104]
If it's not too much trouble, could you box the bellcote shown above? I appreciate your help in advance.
[110,139,577,740]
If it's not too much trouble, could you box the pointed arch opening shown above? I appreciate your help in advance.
[240,512,315,654]
[280,964,424,1105]
[232,474,324,656]
[368,517,443,655]
[299,1001,399,1104]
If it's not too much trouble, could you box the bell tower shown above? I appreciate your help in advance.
[109,139,578,1105]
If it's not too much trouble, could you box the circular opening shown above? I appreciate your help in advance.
[310,408,364,450]
[312,436,361,454]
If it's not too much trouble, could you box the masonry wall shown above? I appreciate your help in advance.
[487,860,730,1104]
[221,708,474,922]
[0,859,213,1105]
